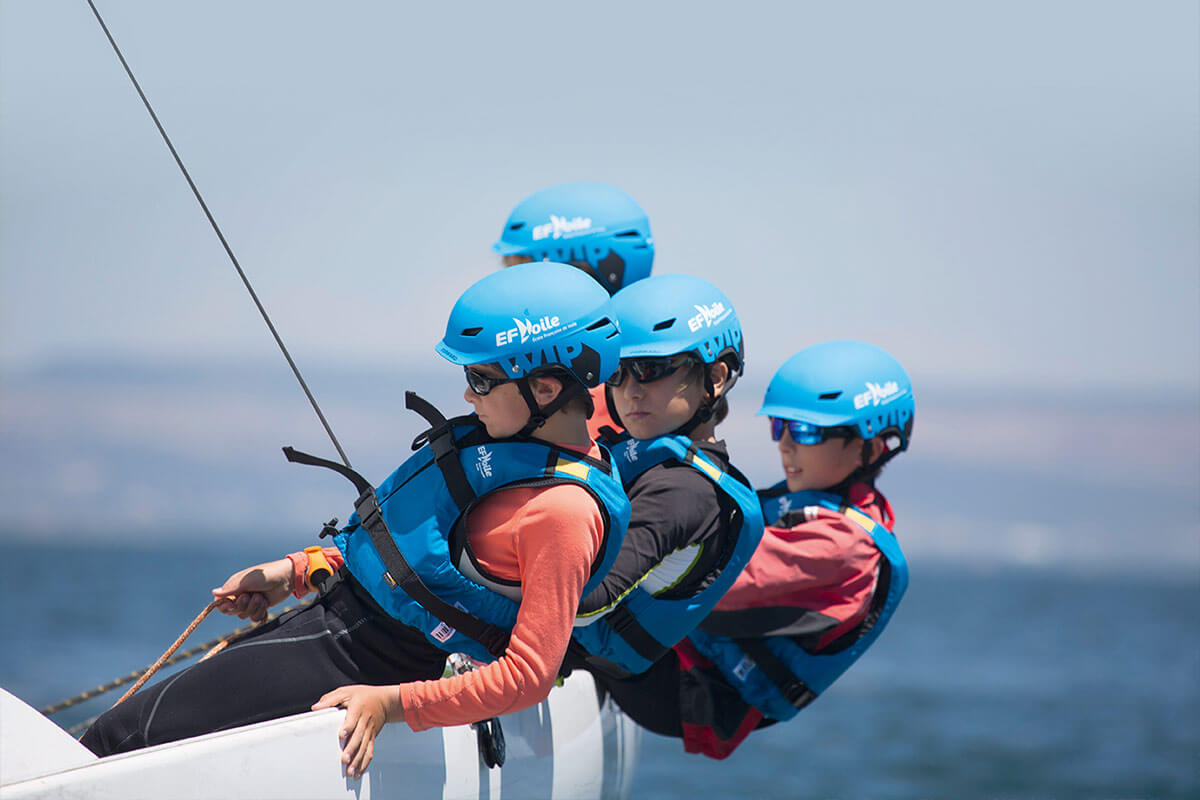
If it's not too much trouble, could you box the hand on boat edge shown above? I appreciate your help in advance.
[313,684,404,778]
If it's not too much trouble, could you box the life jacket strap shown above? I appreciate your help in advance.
[602,605,670,665]
[282,443,510,660]
[405,392,476,512]
[596,425,622,446]
[733,638,817,711]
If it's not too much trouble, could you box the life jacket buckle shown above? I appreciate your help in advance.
[354,489,383,531]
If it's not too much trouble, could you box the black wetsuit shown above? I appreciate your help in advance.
[568,440,741,736]
[80,575,446,757]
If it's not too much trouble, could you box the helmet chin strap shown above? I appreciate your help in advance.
[833,432,904,494]
[514,376,585,438]
[674,359,741,438]
[673,368,717,438]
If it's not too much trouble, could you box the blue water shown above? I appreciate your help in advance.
[3,542,1197,799]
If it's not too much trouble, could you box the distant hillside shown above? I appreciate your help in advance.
[2,357,1197,576]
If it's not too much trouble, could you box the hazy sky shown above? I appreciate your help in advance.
[3,1,1197,393]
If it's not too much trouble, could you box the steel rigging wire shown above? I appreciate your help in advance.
[84,0,352,468]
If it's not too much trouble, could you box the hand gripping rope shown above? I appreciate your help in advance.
[80,2,507,769]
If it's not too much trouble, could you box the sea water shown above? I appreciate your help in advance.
[3,542,1197,799]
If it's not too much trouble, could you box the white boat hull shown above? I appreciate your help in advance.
[0,672,640,799]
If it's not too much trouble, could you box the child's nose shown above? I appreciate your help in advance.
[625,380,645,399]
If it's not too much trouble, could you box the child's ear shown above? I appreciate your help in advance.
[531,375,564,404]
[708,361,731,398]
[864,437,888,466]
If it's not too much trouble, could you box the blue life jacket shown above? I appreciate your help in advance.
[686,483,908,721]
[571,433,763,676]
[287,393,630,665]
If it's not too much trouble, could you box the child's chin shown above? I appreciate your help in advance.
[483,421,517,439]
[785,478,806,492]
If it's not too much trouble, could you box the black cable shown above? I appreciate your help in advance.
[84,0,352,468]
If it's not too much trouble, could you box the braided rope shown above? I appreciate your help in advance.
[110,600,222,708]
[40,605,300,716]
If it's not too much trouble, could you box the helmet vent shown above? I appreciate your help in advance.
[652,318,676,331]
[508,223,525,231]
[819,391,842,400]
[586,317,613,331]
[614,230,641,238]
[460,327,483,337]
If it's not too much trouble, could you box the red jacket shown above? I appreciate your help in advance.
[675,482,895,759]
[713,483,894,650]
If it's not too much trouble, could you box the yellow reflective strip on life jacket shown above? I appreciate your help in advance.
[688,452,723,482]
[844,507,876,532]
[555,457,590,482]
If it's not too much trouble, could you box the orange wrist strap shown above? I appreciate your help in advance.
[304,545,333,589]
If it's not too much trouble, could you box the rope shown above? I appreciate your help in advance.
[109,600,222,709]
[51,602,303,737]
[40,605,298,716]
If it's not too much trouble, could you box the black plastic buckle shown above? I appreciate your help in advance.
[473,717,506,768]
[354,488,383,531]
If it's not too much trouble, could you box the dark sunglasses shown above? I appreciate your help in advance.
[606,354,696,387]
[465,367,516,396]
[769,417,858,445]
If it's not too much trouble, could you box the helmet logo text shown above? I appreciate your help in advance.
[854,381,902,409]
[687,301,730,332]
[532,215,593,241]
[496,315,562,347]
[506,340,584,375]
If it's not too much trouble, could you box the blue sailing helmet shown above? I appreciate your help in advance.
[436,262,620,389]
[609,273,744,374]
[759,341,914,452]
[492,182,653,295]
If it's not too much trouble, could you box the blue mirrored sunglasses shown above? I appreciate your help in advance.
[769,417,857,445]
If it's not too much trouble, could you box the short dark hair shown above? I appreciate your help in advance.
[846,416,913,488]
[711,394,730,424]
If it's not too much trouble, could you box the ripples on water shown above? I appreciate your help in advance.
[4,543,1197,799]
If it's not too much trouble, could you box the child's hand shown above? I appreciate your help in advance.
[211,559,293,622]
[312,685,404,778]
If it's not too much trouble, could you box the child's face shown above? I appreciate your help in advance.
[464,364,533,438]
[776,428,864,492]
[610,361,707,440]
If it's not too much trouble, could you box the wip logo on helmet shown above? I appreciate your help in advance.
[504,341,597,380]
[496,315,562,347]
[853,381,903,410]
[687,301,731,332]
[532,215,594,241]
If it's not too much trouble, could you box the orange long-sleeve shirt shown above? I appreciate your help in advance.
[585,384,620,441]
[288,443,604,731]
